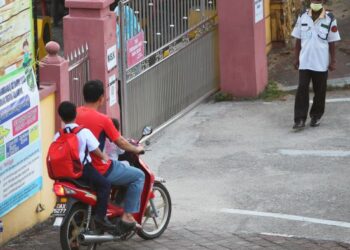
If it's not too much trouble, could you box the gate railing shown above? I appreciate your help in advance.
[117,0,218,137]
[117,0,217,80]
[67,44,90,107]
[117,0,217,55]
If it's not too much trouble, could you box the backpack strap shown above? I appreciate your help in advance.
[62,127,74,134]
[71,126,84,134]
[82,146,89,165]
[60,126,83,135]
[71,126,89,165]
[58,128,65,136]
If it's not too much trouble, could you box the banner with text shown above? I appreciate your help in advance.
[0,68,42,217]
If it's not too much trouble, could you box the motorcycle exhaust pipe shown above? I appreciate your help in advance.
[79,233,120,244]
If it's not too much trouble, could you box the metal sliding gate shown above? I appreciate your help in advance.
[67,44,90,107]
[118,0,219,138]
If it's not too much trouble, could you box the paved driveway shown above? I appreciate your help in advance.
[4,90,350,249]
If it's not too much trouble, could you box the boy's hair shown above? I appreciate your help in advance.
[83,80,105,103]
[58,101,77,123]
[111,118,120,131]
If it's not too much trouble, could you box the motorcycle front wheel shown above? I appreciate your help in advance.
[60,204,97,250]
[137,182,172,240]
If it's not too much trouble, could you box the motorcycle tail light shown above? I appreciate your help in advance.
[53,184,65,196]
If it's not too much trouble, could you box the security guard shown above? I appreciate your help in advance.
[291,0,340,130]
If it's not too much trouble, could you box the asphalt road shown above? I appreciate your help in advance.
[143,90,350,244]
[4,90,350,249]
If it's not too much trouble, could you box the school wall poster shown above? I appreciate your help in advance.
[0,0,35,77]
[0,0,42,217]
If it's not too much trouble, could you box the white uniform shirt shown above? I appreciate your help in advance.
[291,9,341,72]
[104,139,130,166]
[54,123,99,164]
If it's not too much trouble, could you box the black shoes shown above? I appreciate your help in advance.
[310,117,321,127]
[118,219,136,233]
[111,218,137,236]
[293,118,321,130]
[94,216,117,231]
[94,216,137,235]
[293,120,305,130]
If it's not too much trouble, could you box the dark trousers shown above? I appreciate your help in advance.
[294,70,328,123]
[79,163,111,219]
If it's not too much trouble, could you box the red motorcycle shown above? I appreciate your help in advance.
[51,127,171,250]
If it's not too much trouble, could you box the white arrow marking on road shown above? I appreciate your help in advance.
[220,208,350,229]
[278,149,350,157]
[260,232,296,238]
[310,97,350,103]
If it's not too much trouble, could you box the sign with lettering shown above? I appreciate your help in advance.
[0,68,41,217]
[127,32,145,68]
[108,74,117,107]
[107,45,117,71]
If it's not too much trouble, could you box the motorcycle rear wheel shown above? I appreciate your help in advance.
[60,204,98,250]
[137,182,172,240]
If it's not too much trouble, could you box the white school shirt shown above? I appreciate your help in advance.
[104,139,125,161]
[291,9,341,72]
[54,123,99,164]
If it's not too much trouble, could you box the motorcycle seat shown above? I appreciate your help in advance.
[58,178,92,190]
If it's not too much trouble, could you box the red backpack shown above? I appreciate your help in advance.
[47,127,87,180]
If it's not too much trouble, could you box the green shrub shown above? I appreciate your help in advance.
[259,81,286,101]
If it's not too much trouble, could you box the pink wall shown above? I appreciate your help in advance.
[64,0,120,120]
[39,42,69,130]
[217,0,268,97]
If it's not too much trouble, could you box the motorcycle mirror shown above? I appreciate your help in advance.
[142,126,153,136]
[138,126,153,142]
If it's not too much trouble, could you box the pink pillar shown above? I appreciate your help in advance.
[217,0,268,97]
[39,41,69,130]
[64,0,120,119]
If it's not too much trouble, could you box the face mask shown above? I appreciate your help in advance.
[310,3,323,12]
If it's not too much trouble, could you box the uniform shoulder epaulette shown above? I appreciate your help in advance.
[326,11,335,21]
[299,9,308,17]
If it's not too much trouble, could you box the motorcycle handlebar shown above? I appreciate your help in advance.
[127,139,146,155]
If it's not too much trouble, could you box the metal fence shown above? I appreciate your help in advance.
[67,44,90,107]
[116,0,216,57]
[117,0,218,137]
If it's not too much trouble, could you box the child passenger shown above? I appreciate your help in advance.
[55,101,116,230]
[104,118,130,167]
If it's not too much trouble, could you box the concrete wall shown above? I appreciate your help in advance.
[0,92,56,245]
[218,0,268,97]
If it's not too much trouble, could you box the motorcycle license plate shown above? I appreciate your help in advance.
[52,202,67,226]
[53,202,67,216]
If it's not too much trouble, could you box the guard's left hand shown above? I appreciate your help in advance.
[329,61,336,71]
